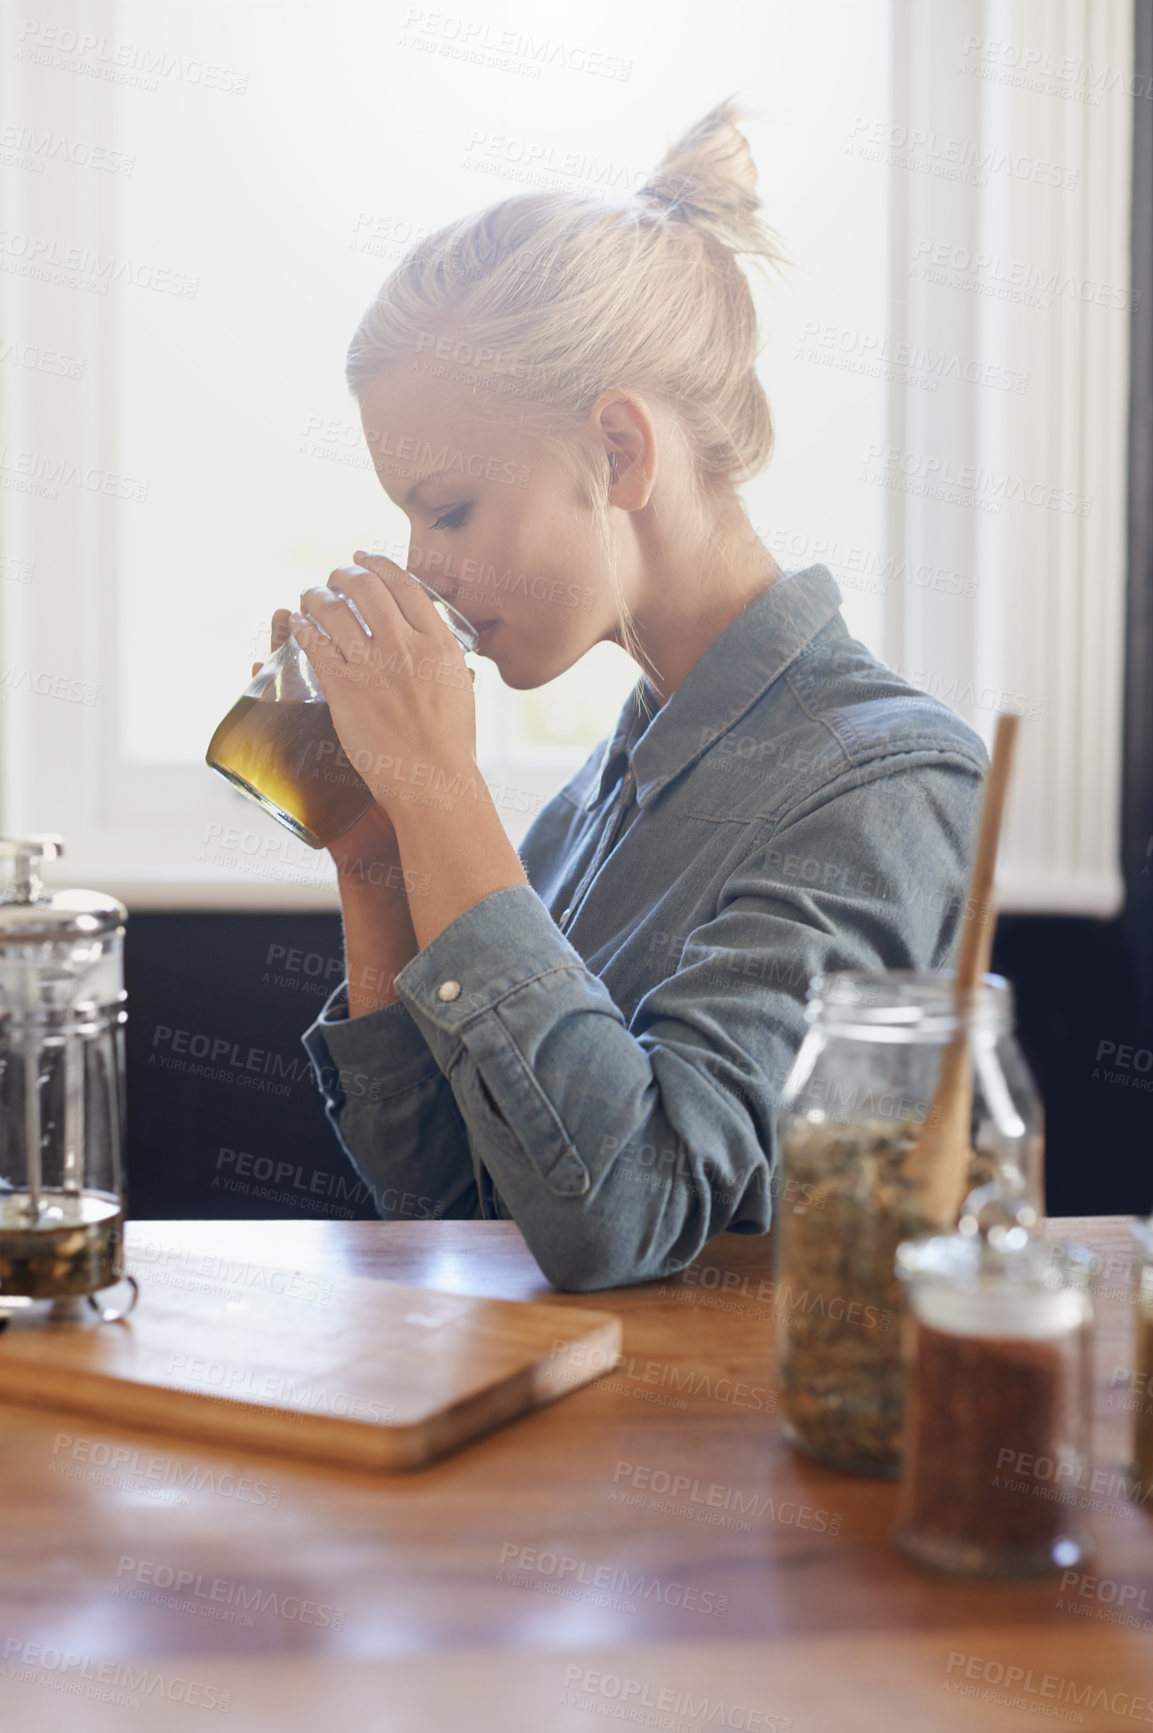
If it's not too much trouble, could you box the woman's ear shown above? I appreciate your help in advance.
[591,390,658,510]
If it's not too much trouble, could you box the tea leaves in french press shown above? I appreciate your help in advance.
[0,835,137,1322]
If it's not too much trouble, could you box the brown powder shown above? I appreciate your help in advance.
[898,1321,1080,1573]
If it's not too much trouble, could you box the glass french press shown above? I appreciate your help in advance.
[0,835,136,1322]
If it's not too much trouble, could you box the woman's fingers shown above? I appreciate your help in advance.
[298,579,362,662]
[271,607,293,650]
[299,562,439,673]
[351,550,446,638]
[293,556,460,698]
[288,613,343,695]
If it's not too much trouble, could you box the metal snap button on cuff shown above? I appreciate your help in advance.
[436,980,462,1002]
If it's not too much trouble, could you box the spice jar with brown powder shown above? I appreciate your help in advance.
[893,1192,1094,1578]
[774,972,1043,1477]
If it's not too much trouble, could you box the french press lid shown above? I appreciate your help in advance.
[0,836,126,940]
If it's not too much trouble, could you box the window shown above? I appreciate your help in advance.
[1,0,1128,914]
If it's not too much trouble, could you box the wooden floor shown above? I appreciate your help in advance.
[0,1215,1148,1731]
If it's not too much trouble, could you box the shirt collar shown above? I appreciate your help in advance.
[581,564,845,811]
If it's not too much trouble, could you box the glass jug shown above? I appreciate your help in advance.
[774,970,1044,1476]
[0,835,135,1318]
[206,568,478,849]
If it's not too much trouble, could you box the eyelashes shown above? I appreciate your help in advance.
[430,503,472,532]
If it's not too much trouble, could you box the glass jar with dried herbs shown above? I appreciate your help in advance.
[774,972,1043,1477]
[893,1193,1094,1577]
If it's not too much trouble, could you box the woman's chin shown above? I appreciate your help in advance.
[490,649,570,691]
[476,637,523,688]
[492,658,536,691]
[478,632,583,691]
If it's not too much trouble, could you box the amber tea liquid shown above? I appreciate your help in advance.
[206,697,373,849]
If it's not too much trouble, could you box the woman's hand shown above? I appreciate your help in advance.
[288,554,479,831]
[285,557,525,954]
[259,607,401,877]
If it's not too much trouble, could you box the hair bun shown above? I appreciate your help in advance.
[638,98,779,262]
[349,94,783,492]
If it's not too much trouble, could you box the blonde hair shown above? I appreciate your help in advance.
[347,101,785,676]
[347,100,784,484]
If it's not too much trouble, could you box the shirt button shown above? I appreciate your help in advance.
[436,980,462,1002]
[559,908,572,927]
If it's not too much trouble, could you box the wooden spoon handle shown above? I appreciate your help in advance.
[906,713,1021,1223]
[954,713,1020,999]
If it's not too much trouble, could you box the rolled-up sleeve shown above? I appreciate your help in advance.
[307,751,980,1292]
[301,991,483,1222]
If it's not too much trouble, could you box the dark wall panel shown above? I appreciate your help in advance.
[992,915,1152,1218]
[123,910,1153,1224]
[125,912,377,1222]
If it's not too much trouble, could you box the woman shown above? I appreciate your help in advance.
[279,102,985,1290]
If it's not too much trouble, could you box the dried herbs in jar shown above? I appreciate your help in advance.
[776,1117,931,1474]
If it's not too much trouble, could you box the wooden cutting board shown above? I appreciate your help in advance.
[0,1263,621,1470]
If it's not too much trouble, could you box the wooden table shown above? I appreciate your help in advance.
[0,1216,1148,1732]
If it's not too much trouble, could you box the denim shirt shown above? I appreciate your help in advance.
[301,565,986,1291]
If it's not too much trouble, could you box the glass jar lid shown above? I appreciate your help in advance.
[805,970,1014,1040]
[897,1188,1094,1338]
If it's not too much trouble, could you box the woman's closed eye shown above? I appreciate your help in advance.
[430,503,472,533]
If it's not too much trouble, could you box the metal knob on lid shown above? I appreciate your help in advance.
[0,834,136,1322]
[0,832,63,904]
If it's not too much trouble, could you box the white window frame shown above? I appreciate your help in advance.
[880,0,1131,915]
